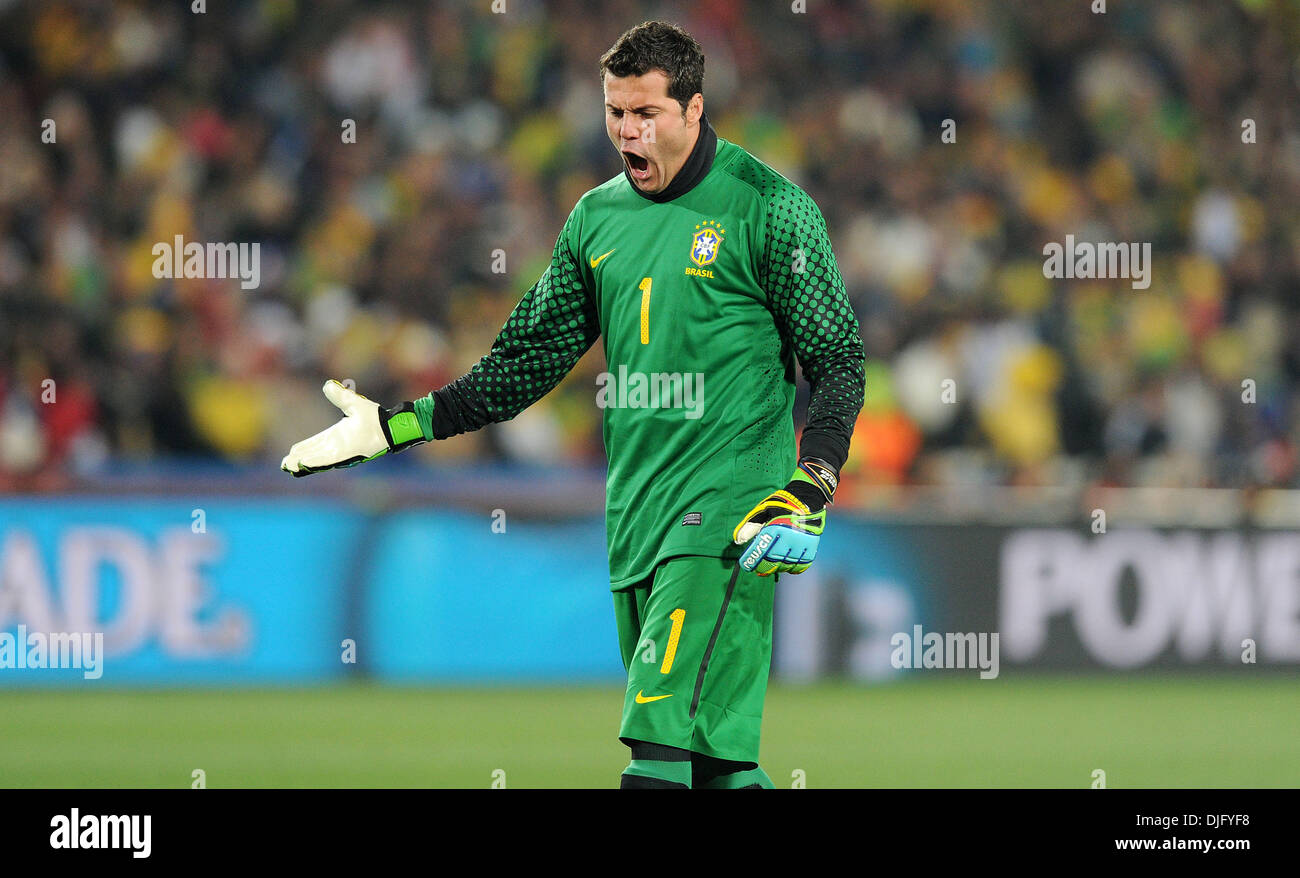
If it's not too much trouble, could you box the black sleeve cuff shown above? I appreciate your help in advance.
[798,429,849,473]
[428,386,467,440]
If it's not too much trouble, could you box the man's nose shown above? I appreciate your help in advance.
[619,114,640,142]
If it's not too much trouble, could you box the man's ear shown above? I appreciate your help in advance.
[686,93,704,126]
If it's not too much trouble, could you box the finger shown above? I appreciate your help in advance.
[282,432,332,473]
[281,442,308,473]
[734,520,763,544]
[322,379,358,415]
[739,531,772,571]
[779,543,809,565]
[760,528,790,561]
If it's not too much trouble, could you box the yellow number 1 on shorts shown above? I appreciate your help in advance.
[660,608,685,674]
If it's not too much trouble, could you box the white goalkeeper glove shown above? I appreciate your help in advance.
[280,380,425,477]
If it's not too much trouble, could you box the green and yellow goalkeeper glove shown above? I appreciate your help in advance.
[732,458,838,576]
[280,380,425,477]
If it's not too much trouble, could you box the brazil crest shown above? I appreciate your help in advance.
[691,222,724,266]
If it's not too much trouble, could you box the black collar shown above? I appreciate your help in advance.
[624,113,718,203]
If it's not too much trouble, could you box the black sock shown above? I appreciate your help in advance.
[620,739,692,789]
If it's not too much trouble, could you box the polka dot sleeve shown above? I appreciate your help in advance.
[740,167,866,470]
[421,212,599,440]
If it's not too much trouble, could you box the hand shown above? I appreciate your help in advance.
[732,492,825,575]
[732,458,837,576]
[280,380,425,477]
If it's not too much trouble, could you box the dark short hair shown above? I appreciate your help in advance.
[599,21,704,114]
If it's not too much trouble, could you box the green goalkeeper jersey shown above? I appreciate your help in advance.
[417,131,865,588]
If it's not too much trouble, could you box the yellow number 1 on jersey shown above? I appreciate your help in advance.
[639,276,652,344]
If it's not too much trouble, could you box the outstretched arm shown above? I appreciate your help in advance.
[414,213,599,441]
[281,213,598,476]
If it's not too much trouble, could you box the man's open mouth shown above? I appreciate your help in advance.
[623,151,651,181]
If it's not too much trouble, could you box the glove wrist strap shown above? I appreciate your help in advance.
[789,457,839,511]
[379,402,426,453]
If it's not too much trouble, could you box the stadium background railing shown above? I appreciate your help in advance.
[3,465,1298,686]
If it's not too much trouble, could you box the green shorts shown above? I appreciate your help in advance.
[612,554,774,763]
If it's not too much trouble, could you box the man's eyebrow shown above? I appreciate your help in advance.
[605,103,659,113]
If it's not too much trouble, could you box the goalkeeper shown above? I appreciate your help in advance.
[282,21,865,789]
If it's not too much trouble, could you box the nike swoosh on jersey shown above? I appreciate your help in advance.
[589,248,616,268]
[634,690,673,704]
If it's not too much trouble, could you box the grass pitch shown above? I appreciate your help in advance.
[2,676,1296,788]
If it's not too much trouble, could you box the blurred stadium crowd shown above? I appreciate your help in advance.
[1,0,1298,498]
